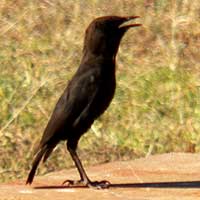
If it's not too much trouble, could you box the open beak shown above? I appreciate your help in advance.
[120,16,142,29]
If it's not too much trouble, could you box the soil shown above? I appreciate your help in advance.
[1,153,200,200]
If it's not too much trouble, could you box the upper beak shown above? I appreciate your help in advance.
[120,16,142,29]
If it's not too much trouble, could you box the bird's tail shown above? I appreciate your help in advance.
[26,145,48,185]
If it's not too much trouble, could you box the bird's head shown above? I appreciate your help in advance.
[83,16,141,58]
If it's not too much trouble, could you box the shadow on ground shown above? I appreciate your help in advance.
[34,180,200,190]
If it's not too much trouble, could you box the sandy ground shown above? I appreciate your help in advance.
[1,153,200,200]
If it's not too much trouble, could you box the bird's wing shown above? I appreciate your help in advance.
[37,67,100,149]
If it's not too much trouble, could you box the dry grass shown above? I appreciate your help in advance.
[0,0,200,182]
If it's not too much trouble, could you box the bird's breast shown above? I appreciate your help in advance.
[92,73,116,118]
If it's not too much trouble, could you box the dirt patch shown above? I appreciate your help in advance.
[1,153,200,200]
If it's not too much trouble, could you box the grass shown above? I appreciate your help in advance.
[0,0,200,182]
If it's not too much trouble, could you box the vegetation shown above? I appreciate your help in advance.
[0,0,200,182]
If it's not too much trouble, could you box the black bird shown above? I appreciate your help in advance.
[26,15,141,189]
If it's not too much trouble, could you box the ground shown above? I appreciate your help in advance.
[1,153,200,200]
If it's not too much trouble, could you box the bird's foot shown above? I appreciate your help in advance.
[62,179,86,187]
[87,180,110,189]
[62,179,110,189]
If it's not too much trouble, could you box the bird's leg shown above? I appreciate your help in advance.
[62,145,89,186]
[63,143,110,189]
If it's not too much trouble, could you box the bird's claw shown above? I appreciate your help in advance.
[62,179,85,187]
[62,179,110,189]
[88,180,110,189]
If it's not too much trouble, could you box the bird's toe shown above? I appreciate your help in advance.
[62,179,86,187]
[87,180,110,189]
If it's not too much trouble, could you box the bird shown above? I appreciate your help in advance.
[26,15,141,189]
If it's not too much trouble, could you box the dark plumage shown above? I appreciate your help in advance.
[26,15,141,189]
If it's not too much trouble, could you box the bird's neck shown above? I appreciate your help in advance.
[82,50,116,63]
[80,51,116,75]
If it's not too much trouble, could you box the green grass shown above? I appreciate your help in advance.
[0,0,200,182]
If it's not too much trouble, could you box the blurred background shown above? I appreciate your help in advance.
[0,0,200,182]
